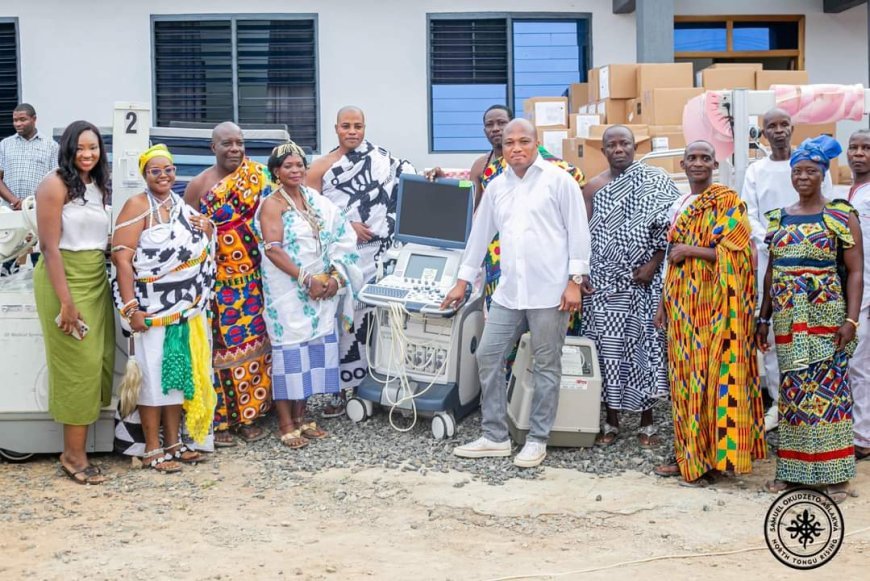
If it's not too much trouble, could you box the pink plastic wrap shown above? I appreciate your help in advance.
[682,91,734,160]
[773,83,865,123]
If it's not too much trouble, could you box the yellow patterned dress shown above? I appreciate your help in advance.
[765,200,857,485]
[199,159,275,430]
[664,184,766,482]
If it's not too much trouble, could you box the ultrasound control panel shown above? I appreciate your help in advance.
[358,244,470,316]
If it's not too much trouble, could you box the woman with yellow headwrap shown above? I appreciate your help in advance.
[111,144,217,471]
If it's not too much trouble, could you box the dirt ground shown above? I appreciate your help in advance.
[0,452,868,580]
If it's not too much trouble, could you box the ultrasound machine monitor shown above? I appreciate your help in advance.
[394,175,474,250]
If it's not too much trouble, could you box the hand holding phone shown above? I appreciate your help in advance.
[55,312,89,341]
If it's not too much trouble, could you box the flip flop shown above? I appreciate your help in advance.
[299,421,328,440]
[826,486,850,504]
[654,462,681,477]
[679,473,717,488]
[61,463,105,485]
[279,429,310,449]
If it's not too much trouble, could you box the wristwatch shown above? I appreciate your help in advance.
[570,274,583,285]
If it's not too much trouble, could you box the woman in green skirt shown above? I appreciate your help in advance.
[34,120,114,485]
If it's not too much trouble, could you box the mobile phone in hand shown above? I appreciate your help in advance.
[55,314,89,341]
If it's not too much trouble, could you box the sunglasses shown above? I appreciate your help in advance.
[145,166,177,178]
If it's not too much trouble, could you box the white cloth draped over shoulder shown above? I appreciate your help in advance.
[254,186,363,347]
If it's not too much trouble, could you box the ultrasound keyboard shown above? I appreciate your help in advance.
[358,275,459,317]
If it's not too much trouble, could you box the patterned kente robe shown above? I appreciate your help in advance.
[582,161,678,412]
[319,141,415,391]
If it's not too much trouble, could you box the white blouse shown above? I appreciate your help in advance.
[58,182,110,251]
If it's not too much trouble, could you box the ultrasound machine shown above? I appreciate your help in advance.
[350,176,484,439]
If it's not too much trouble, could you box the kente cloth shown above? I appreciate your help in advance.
[765,200,857,484]
[480,146,585,336]
[33,250,114,426]
[199,159,275,429]
[254,186,362,347]
[272,331,341,401]
[320,141,415,389]
[582,162,678,412]
[111,192,217,447]
[664,184,766,482]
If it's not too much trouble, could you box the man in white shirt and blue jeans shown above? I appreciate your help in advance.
[441,119,592,468]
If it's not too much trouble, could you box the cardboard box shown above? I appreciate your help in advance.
[588,124,650,139]
[563,132,652,178]
[599,64,637,100]
[625,98,642,124]
[698,67,757,90]
[636,63,694,96]
[755,70,809,89]
[588,68,600,102]
[593,98,628,124]
[568,83,590,113]
[649,125,687,151]
[638,88,703,125]
[569,114,603,139]
[709,63,763,71]
[524,97,568,127]
[536,126,570,158]
[643,156,680,173]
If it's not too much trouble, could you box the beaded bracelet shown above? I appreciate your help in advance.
[757,317,771,326]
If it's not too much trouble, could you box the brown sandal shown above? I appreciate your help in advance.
[279,429,309,449]
[299,421,328,440]
[143,448,182,473]
[165,442,203,464]
[654,462,681,477]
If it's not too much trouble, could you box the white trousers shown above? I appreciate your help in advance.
[851,305,870,448]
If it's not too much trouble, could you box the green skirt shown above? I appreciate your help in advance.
[34,250,114,425]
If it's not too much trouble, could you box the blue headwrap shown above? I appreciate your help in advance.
[789,135,843,175]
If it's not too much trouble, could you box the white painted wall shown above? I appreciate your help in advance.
[8,0,634,170]
[4,0,866,171]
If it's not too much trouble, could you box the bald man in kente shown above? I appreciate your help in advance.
[185,122,275,446]
[306,106,415,417]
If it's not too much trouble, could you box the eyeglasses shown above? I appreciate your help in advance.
[145,166,177,178]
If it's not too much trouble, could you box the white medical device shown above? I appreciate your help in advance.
[0,103,149,460]
[349,175,484,439]
[507,334,603,447]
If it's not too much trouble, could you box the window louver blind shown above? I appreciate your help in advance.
[0,23,19,139]
[236,19,317,151]
[430,19,508,85]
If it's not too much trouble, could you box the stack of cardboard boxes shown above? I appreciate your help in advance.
[522,62,843,181]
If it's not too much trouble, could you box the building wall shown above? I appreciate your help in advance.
[675,0,869,145]
[6,0,867,170]
[10,0,634,170]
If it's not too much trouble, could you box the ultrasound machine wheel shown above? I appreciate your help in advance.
[431,412,456,440]
[346,397,373,423]
[0,449,34,462]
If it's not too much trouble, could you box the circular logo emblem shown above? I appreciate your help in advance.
[765,487,844,570]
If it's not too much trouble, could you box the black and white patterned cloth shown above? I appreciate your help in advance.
[582,162,679,412]
[320,141,415,391]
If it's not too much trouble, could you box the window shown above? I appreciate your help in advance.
[429,15,589,152]
[153,16,318,151]
[674,16,804,72]
[0,20,19,139]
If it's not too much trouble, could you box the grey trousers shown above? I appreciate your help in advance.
[477,302,569,444]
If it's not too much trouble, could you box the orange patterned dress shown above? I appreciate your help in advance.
[664,184,766,482]
[199,159,274,430]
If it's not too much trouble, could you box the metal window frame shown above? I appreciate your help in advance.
[150,13,321,153]
[427,12,592,154]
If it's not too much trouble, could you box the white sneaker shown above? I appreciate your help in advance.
[514,441,547,468]
[453,437,511,458]
[764,405,779,433]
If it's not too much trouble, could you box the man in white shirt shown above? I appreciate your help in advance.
[846,129,870,461]
[742,108,833,432]
[441,119,591,468]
